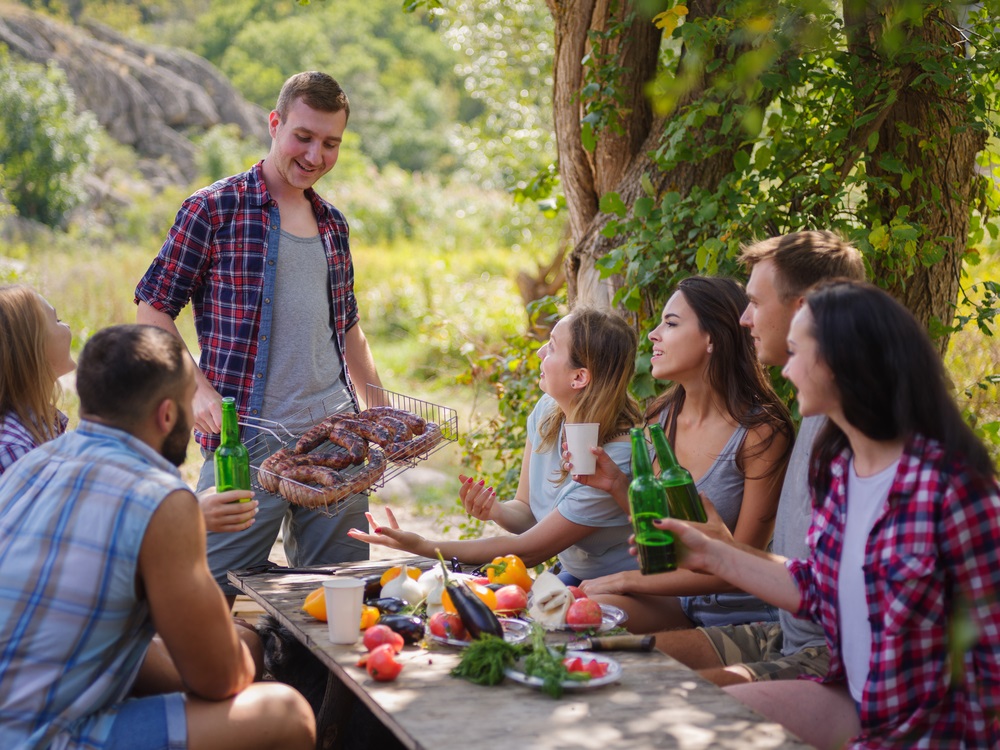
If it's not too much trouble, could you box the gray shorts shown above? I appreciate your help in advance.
[198,439,369,596]
[700,621,831,681]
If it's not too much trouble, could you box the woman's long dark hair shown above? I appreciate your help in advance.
[806,280,997,498]
[647,276,794,479]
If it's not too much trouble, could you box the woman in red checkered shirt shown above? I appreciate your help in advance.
[657,280,1000,749]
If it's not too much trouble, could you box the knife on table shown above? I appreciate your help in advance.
[566,634,655,652]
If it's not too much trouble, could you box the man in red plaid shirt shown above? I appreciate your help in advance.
[135,71,383,602]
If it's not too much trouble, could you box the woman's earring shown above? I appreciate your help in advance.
[707,344,713,354]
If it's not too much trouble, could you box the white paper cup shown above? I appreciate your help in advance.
[323,578,365,644]
[564,422,600,475]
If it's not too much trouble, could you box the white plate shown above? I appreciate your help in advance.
[504,652,622,690]
[426,617,531,648]
[521,603,628,633]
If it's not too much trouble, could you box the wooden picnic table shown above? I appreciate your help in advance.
[230,559,811,750]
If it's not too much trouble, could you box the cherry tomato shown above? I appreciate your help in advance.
[362,624,404,653]
[366,644,404,682]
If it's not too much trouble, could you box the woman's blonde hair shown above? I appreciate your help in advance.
[537,308,642,481]
[0,285,62,445]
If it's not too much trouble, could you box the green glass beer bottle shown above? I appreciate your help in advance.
[649,423,707,523]
[214,397,252,499]
[628,428,676,574]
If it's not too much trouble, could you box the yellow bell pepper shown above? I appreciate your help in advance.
[360,604,380,630]
[484,554,533,591]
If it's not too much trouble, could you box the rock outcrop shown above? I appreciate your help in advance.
[0,4,268,183]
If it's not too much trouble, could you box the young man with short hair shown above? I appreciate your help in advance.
[654,230,866,686]
[136,71,383,601]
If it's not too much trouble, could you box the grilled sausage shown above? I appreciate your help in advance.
[327,423,369,462]
[278,446,386,508]
[360,407,427,435]
[335,417,393,447]
[294,415,344,454]
[386,422,443,460]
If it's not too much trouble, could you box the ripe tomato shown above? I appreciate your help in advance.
[493,584,528,614]
[366,644,404,682]
[362,624,404,653]
[428,611,467,640]
[565,598,603,630]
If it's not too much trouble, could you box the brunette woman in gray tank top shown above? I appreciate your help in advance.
[576,277,794,634]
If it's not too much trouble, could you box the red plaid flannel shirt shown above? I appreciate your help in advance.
[787,433,1000,748]
[135,161,359,451]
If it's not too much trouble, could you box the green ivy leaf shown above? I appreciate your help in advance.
[599,191,628,217]
[634,196,654,218]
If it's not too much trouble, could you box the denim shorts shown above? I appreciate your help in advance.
[106,693,186,750]
[680,592,780,628]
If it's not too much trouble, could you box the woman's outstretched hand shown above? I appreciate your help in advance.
[458,474,498,521]
[348,507,425,554]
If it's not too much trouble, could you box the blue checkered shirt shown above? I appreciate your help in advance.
[0,420,188,749]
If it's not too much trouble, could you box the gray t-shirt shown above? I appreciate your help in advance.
[774,415,827,654]
[658,412,778,626]
[260,231,351,434]
[527,394,637,580]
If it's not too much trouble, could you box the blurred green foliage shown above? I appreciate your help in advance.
[0,48,99,227]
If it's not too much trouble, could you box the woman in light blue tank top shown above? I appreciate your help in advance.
[576,277,795,634]
[351,309,643,579]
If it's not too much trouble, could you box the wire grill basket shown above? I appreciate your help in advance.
[242,385,458,516]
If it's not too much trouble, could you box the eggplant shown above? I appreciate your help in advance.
[448,579,503,639]
[366,596,409,614]
[361,574,383,601]
[378,614,425,644]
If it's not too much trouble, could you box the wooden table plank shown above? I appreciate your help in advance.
[231,563,810,750]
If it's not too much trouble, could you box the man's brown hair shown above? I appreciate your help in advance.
[739,230,866,301]
[275,71,350,123]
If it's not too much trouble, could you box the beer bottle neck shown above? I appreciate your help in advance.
[220,402,240,446]
[650,425,680,470]
[630,428,654,477]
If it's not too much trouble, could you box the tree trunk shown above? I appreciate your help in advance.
[551,0,762,311]
[844,4,983,344]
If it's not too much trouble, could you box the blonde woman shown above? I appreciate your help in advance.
[0,285,74,474]
[351,308,642,582]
